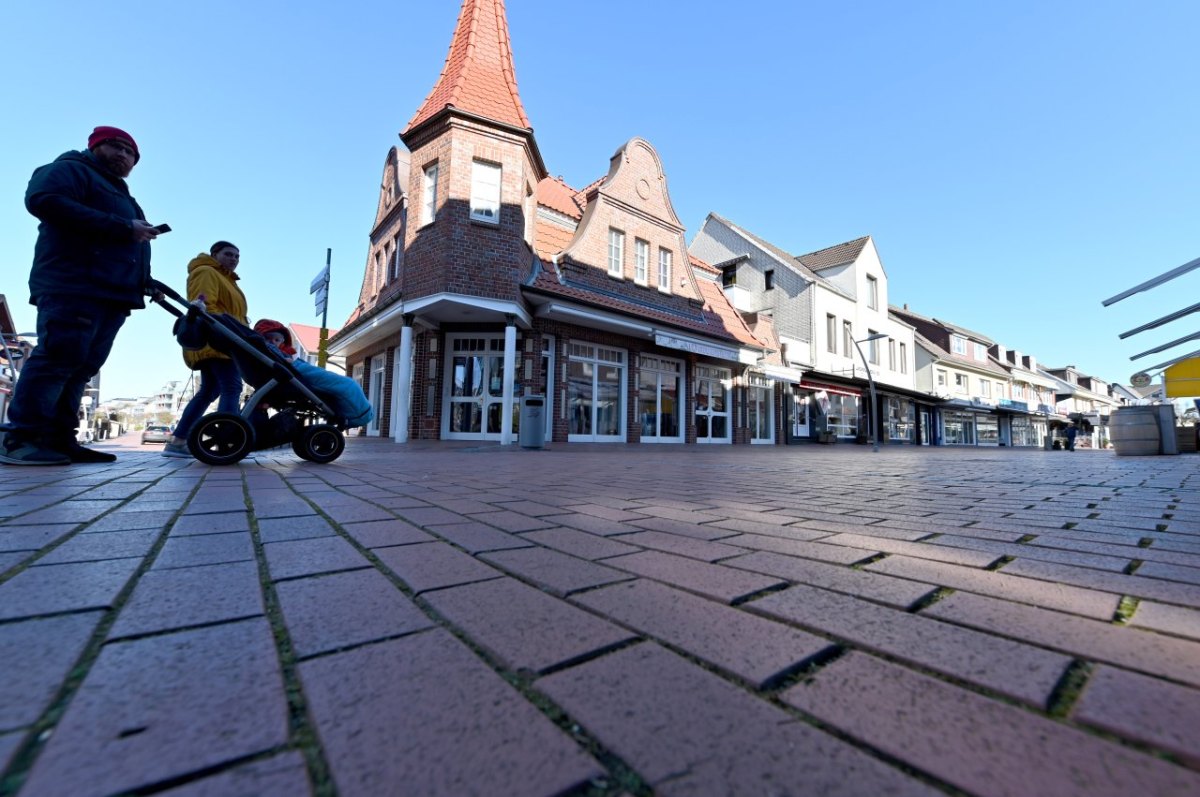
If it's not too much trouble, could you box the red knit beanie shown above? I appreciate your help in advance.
[87,126,140,162]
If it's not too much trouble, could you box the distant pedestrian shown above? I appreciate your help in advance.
[163,242,249,458]
[1,126,162,466]
[1065,423,1078,451]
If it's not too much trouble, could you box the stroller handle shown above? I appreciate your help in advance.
[146,278,188,317]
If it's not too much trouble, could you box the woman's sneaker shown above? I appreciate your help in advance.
[0,432,70,466]
[162,440,192,459]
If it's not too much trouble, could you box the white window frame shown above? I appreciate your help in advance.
[937,369,947,387]
[866,275,878,310]
[974,342,987,360]
[657,248,672,292]
[608,229,625,277]
[979,379,991,398]
[470,160,501,224]
[826,315,837,354]
[951,335,967,355]
[868,330,880,365]
[634,238,649,285]
[900,342,908,374]
[888,339,896,371]
[954,373,968,393]
[421,163,438,225]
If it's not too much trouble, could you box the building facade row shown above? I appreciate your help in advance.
[329,0,1130,451]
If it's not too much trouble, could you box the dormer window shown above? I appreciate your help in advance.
[721,264,737,288]
[470,161,501,224]
[951,335,967,355]
[973,342,987,360]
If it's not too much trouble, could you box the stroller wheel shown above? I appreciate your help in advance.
[293,424,344,464]
[189,412,256,466]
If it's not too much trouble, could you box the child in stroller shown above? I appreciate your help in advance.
[151,279,364,465]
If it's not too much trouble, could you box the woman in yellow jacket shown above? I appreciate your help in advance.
[163,241,249,457]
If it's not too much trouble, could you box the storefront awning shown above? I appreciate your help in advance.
[755,364,806,383]
[799,379,860,398]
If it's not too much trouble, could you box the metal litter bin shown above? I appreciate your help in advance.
[519,395,545,449]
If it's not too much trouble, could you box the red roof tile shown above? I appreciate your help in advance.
[404,0,531,135]
[289,323,337,355]
[536,176,583,219]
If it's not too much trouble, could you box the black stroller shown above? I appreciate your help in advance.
[149,279,349,466]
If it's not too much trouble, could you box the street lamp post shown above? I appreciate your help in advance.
[853,333,889,452]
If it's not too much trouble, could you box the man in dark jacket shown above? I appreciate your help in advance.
[0,126,161,465]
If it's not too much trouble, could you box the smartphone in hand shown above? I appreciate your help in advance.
[152,223,172,234]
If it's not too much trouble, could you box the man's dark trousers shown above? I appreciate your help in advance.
[7,295,128,444]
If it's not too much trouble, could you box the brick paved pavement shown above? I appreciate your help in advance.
[2,437,1199,796]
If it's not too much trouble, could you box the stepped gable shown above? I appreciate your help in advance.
[404,0,531,135]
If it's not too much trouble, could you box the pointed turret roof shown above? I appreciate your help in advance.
[403,0,531,136]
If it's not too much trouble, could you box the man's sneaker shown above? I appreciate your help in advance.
[56,441,117,463]
[162,441,192,459]
[0,432,70,466]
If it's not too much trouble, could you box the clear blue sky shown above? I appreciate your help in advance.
[3,1,1197,400]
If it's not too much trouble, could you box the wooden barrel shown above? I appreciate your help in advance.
[1110,407,1161,456]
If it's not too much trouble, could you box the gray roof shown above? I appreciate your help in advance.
[796,236,871,271]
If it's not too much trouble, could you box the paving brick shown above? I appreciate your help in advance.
[749,583,1069,706]
[424,520,533,553]
[0,524,79,552]
[109,561,264,639]
[782,652,1200,797]
[257,515,336,543]
[247,488,316,519]
[8,499,123,525]
[537,512,638,536]
[804,520,934,541]
[537,642,939,797]
[1000,558,1200,608]
[393,505,472,527]
[519,527,641,560]
[84,509,176,532]
[374,541,501,594]
[299,630,602,797]
[320,499,395,523]
[624,516,738,541]
[0,558,141,621]
[1130,601,1200,640]
[170,511,251,536]
[480,546,630,596]
[866,554,1121,620]
[600,550,785,604]
[574,579,834,688]
[0,552,24,572]
[927,534,1133,572]
[0,612,101,731]
[18,619,289,797]
[605,530,745,562]
[489,499,570,517]
[721,532,879,564]
[154,532,255,570]
[1072,665,1200,768]
[424,577,635,674]
[561,503,650,522]
[262,535,370,581]
[725,551,937,609]
[708,517,832,537]
[37,527,160,565]
[819,532,1003,567]
[461,508,555,533]
[276,568,434,658]
[1136,561,1200,586]
[340,518,433,548]
[158,750,312,796]
[922,591,1200,687]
